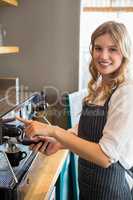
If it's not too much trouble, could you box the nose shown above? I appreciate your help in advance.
[100,49,109,59]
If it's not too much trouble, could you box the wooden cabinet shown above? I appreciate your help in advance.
[0,0,19,54]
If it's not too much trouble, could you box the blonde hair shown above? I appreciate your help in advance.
[85,21,132,103]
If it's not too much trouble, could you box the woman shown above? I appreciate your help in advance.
[17,21,133,199]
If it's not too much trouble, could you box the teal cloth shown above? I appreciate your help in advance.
[55,94,79,200]
[66,94,79,200]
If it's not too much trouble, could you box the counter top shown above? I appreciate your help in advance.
[21,149,69,200]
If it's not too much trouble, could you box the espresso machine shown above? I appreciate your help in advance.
[0,91,48,200]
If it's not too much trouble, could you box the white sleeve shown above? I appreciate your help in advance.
[99,83,133,164]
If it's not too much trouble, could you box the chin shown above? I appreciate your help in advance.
[99,71,111,76]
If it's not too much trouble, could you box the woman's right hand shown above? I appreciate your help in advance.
[29,136,64,155]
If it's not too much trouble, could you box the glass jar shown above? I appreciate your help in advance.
[0,24,6,46]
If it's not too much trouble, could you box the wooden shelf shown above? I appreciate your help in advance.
[0,0,18,6]
[0,46,19,54]
[83,7,133,12]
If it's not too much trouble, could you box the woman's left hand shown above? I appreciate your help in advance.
[29,136,63,155]
[16,116,55,138]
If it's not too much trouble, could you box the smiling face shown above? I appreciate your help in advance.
[93,33,123,80]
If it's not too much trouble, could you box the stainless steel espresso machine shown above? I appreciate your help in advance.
[0,81,47,200]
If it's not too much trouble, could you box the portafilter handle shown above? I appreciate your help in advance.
[2,124,23,138]
[17,134,46,146]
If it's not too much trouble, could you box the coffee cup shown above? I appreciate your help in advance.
[5,150,27,167]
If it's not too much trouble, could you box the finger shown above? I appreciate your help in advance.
[25,125,36,137]
[29,144,34,150]
[39,141,49,153]
[16,116,32,124]
[45,144,53,155]
[25,125,33,134]
[30,142,44,152]
[38,136,57,143]
[44,136,57,143]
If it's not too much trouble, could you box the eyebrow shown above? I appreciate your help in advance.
[94,44,117,48]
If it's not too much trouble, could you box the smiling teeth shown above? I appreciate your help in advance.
[99,62,111,66]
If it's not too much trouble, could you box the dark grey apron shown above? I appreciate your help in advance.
[78,93,132,200]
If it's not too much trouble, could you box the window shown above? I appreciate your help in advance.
[79,0,133,90]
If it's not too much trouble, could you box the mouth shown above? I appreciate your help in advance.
[98,61,112,68]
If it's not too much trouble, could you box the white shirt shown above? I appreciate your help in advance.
[99,80,133,170]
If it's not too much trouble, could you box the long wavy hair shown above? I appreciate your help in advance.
[85,21,132,103]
